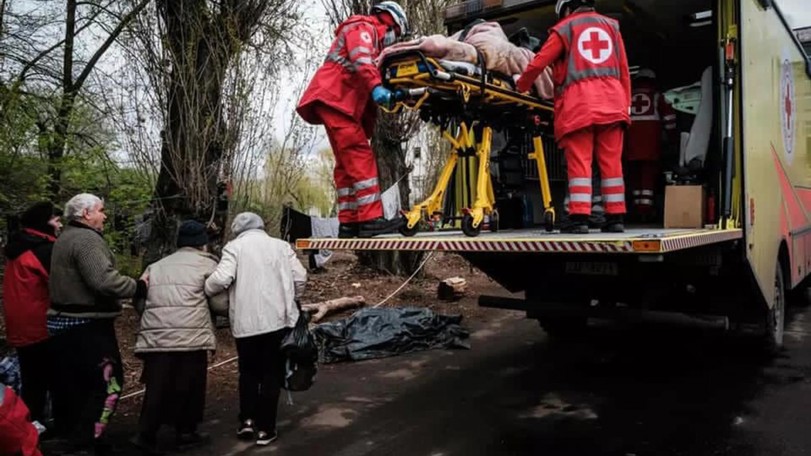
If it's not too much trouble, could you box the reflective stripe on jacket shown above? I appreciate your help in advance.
[626,78,677,161]
[550,11,631,139]
[296,15,388,136]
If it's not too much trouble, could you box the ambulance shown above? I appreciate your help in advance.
[296,0,811,349]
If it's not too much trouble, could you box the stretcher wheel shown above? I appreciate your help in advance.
[461,213,481,237]
[399,221,420,237]
[543,210,555,232]
[489,210,500,233]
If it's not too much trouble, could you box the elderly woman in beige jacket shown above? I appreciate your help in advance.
[205,212,307,447]
[131,220,228,454]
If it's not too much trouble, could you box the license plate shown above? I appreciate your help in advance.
[397,62,419,77]
[564,262,619,276]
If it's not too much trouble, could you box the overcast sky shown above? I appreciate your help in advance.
[779,0,811,29]
[275,0,329,148]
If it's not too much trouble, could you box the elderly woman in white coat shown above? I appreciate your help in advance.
[205,212,307,447]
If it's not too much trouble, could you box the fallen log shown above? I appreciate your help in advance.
[302,296,366,322]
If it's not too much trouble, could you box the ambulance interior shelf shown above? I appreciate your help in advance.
[380,50,557,237]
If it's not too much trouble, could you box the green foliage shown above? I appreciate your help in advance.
[0,88,51,222]
[0,87,154,256]
[230,147,335,236]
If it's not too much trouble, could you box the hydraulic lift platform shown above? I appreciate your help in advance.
[295,228,743,255]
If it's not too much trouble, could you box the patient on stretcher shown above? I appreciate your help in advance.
[377,21,554,100]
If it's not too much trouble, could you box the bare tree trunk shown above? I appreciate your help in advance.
[145,0,227,262]
[357,114,424,276]
[42,0,151,199]
[144,0,292,264]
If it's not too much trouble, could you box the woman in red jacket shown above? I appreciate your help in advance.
[2,202,62,428]
[516,0,631,233]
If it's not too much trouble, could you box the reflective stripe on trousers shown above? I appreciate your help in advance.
[315,105,384,223]
[559,124,626,215]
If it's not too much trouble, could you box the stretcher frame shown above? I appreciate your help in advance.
[380,51,556,236]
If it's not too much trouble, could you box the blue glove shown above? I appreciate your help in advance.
[372,85,394,108]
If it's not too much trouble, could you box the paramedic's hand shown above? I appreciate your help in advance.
[372,85,395,109]
[514,74,531,94]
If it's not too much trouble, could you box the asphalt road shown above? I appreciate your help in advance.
[101,302,811,456]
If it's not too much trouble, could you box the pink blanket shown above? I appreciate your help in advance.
[378,22,553,99]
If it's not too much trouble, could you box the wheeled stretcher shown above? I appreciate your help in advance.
[380,51,556,237]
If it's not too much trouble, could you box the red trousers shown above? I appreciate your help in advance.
[559,124,626,215]
[315,105,383,224]
[627,160,658,215]
[0,386,42,456]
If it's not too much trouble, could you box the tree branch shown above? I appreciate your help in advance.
[63,0,77,91]
[15,5,107,84]
[73,0,152,93]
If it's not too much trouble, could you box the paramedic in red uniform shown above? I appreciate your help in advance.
[516,0,631,233]
[625,68,677,222]
[297,1,409,238]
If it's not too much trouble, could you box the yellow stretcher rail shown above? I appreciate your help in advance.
[380,51,557,237]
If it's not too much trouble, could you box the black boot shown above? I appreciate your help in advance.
[338,223,360,239]
[358,217,404,238]
[560,214,589,234]
[601,214,625,233]
[588,213,606,229]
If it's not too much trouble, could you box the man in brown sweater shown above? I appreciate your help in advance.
[48,193,147,455]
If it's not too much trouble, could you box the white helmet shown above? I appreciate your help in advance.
[372,1,410,37]
[555,0,595,18]
[637,68,656,79]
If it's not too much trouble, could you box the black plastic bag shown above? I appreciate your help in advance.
[281,309,318,391]
[312,307,470,364]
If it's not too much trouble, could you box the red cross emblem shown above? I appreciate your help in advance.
[577,27,612,64]
[631,93,652,115]
[781,59,795,162]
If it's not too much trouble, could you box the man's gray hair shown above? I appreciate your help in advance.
[64,193,103,221]
[231,212,265,235]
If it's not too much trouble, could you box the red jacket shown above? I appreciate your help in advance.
[296,15,389,137]
[2,229,55,347]
[625,78,677,161]
[0,385,41,456]
[516,11,631,140]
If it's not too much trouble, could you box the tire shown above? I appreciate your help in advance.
[543,210,555,232]
[788,286,811,308]
[461,213,481,237]
[399,221,420,237]
[765,262,787,352]
[489,210,500,233]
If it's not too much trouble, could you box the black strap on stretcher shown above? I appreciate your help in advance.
[476,49,488,97]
